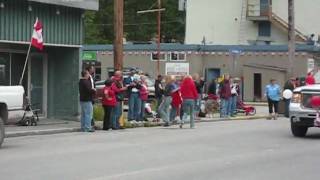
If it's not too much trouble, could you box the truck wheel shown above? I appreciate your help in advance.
[0,117,4,148]
[291,123,308,137]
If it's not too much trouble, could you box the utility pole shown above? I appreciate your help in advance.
[114,0,124,71]
[156,0,161,76]
[288,0,295,78]
[137,0,165,76]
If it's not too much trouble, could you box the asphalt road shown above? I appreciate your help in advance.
[1,118,320,180]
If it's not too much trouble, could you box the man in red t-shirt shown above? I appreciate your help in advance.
[306,72,315,85]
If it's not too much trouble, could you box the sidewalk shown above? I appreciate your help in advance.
[5,106,269,138]
[5,119,81,138]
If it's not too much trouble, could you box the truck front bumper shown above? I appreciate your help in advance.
[290,103,316,127]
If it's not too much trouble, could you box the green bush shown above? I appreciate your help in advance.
[93,104,104,121]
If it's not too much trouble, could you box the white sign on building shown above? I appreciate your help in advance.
[165,63,189,76]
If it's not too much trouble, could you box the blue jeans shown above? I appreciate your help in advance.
[159,96,172,123]
[182,99,195,128]
[220,97,232,118]
[170,106,178,122]
[140,100,146,121]
[80,101,93,132]
[284,99,291,117]
[231,96,238,116]
[128,93,141,120]
[112,102,122,129]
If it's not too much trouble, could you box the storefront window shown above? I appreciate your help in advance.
[0,53,10,85]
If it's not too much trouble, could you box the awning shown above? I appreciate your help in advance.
[28,0,99,11]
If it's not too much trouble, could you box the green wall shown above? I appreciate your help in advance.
[47,47,80,119]
[0,0,83,45]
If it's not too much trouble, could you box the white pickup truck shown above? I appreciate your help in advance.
[290,84,320,137]
[0,86,25,147]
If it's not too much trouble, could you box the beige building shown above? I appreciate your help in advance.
[83,44,319,102]
[185,0,319,45]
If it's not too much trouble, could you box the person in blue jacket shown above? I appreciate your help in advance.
[265,79,281,120]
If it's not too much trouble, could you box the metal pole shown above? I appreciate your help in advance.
[288,0,295,78]
[157,0,161,76]
[114,0,124,71]
[19,42,32,85]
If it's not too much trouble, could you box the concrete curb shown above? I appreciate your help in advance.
[5,128,81,138]
[5,115,269,138]
[199,115,269,123]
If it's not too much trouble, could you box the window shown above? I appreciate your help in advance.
[0,53,10,86]
[150,52,167,61]
[258,22,271,37]
[170,52,186,61]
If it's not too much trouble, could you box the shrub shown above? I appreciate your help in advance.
[93,104,104,121]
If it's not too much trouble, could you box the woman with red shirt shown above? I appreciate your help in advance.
[180,75,198,129]
[139,75,149,121]
[102,79,117,130]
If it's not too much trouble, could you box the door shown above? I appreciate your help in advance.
[29,54,46,115]
[260,0,270,16]
[206,68,221,82]
[254,73,262,101]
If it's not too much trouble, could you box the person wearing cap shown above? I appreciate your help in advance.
[125,70,142,123]
[102,78,116,130]
[230,77,241,117]
[265,79,281,120]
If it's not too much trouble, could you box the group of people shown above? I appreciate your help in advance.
[79,67,150,132]
[154,74,203,129]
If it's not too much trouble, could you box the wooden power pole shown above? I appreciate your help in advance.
[137,0,165,76]
[288,0,295,78]
[114,0,124,71]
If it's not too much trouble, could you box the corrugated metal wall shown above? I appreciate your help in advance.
[0,0,83,45]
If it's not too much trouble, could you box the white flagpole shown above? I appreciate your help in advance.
[19,41,32,85]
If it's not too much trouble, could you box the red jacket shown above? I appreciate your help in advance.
[180,77,198,100]
[306,75,315,85]
[139,83,149,101]
[102,86,116,107]
[171,89,182,108]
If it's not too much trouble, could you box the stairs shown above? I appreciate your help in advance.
[271,13,307,42]
[238,0,248,44]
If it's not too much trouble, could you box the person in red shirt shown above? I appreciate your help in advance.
[139,75,149,121]
[102,79,117,130]
[306,72,315,85]
[180,75,198,128]
[170,83,182,122]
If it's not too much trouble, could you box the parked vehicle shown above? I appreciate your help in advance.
[0,86,25,147]
[290,84,320,137]
[95,76,155,102]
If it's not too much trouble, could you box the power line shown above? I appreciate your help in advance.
[89,20,184,26]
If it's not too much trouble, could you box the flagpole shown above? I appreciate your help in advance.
[19,41,32,85]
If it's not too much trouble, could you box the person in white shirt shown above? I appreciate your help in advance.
[85,65,96,127]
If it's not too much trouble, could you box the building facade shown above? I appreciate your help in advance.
[83,44,320,102]
[185,0,320,45]
[0,0,98,120]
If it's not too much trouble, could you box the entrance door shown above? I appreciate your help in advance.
[253,73,262,101]
[29,54,46,115]
[206,68,221,82]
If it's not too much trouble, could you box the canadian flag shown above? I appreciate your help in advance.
[31,18,43,50]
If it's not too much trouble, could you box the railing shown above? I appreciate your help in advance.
[271,13,307,41]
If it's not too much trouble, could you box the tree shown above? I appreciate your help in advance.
[84,0,185,44]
